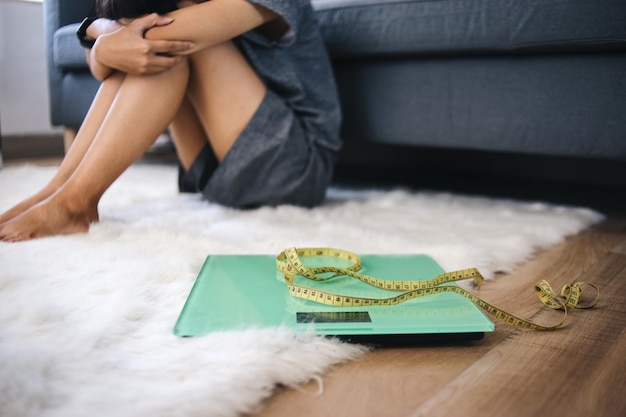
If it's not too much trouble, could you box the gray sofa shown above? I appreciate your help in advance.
[45,0,626,184]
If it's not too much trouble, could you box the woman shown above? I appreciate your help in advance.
[0,0,341,242]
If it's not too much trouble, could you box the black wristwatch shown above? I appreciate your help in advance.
[76,17,98,49]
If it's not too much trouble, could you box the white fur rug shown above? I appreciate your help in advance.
[0,164,603,417]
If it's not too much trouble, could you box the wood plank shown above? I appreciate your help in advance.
[613,240,626,255]
[407,249,626,417]
[255,224,626,417]
[569,319,626,415]
[1,134,64,161]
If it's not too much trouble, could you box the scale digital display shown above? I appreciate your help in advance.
[296,311,372,323]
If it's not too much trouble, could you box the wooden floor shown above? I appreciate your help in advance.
[254,174,626,417]
[255,214,626,417]
[3,143,625,417]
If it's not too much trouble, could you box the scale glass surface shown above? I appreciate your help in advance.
[174,254,494,344]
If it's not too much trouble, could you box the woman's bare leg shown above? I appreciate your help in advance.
[1,40,266,241]
[169,96,208,170]
[0,72,125,225]
[170,41,266,164]
[0,63,190,241]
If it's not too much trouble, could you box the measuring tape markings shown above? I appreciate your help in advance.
[276,247,600,331]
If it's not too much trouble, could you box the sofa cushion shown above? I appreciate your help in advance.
[53,23,87,69]
[312,0,626,58]
[53,0,626,68]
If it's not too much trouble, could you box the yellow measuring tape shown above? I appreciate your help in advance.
[276,247,600,330]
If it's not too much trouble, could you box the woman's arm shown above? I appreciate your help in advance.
[86,18,123,40]
[83,19,122,80]
[86,48,114,81]
[144,0,282,54]
[87,15,195,76]
[82,0,279,76]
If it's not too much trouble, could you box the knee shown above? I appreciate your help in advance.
[124,57,191,84]
[102,70,126,86]
[187,41,238,68]
[165,56,191,76]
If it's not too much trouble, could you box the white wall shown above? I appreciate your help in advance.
[0,0,60,135]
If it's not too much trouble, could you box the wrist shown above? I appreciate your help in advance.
[85,19,99,41]
[76,17,98,48]
[88,18,123,38]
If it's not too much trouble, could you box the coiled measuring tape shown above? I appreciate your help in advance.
[276,247,600,330]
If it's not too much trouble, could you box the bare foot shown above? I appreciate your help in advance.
[0,195,99,242]
[0,188,58,225]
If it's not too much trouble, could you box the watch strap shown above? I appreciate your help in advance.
[76,17,98,49]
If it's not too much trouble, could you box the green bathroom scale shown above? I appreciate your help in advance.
[174,254,494,345]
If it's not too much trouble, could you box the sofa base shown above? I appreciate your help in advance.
[335,142,626,188]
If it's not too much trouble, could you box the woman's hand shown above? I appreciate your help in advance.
[91,14,194,76]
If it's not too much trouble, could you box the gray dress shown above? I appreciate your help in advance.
[179,0,341,208]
